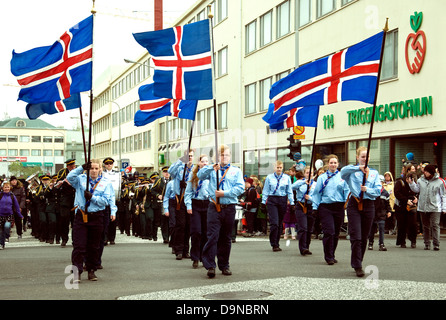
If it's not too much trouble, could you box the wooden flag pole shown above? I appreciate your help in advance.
[359,18,389,209]
[303,109,320,211]
[79,107,87,163]
[208,6,221,212]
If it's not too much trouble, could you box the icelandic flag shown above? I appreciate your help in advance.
[133,19,213,100]
[25,93,82,120]
[263,31,384,124]
[10,15,93,104]
[268,105,320,131]
[134,83,198,127]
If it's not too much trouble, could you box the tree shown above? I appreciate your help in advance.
[8,162,42,179]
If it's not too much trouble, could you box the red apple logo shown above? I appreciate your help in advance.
[405,12,426,74]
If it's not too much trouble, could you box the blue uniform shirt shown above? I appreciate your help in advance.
[168,159,194,196]
[262,173,295,205]
[292,179,315,204]
[197,164,244,205]
[67,166,117,217]
[162,180,175,213]
[312,170,350,210]
[184,177,210,211]
[340,165,382,200]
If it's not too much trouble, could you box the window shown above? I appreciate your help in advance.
[198,109,206,134]
[8,149,18,156]
[217,0,228,22]
[54,137,64,143]
[298,0,311,27]
[206,107,214,133]
[31,149,41,156]
[54,150,63,156]
[8,135,18,142]
[159,123,165,142]
[342,0,355,5]
[246,20,257,54]
[0,136,5,142]
[218,102,228,129]
[0,149,6,156]
[43,136,52,143]
[381,29,398,81]
[20,149,30,156]
[260,11,272,47]
[20,136,30,142]
[317,0,335,18]
[277,70,290,81]
[245,83,256,115]
[197,8,206,21]
[43,150,52,156]
[218,47,228,76]
[16,120,26,127]
[31,136,41,143]
[277,1,290,38]
[260,77,272,111]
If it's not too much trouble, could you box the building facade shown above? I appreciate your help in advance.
[92,0,445,180]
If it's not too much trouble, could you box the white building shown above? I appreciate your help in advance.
[92,0,445,179]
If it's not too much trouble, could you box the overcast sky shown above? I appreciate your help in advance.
[1,0,196,128]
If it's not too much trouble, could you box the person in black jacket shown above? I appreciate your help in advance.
[368,175,392,251]
[394,164,418,248]
[241,178,258,237]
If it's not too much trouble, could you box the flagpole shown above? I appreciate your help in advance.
[304,108,319,209]
[79,107,87,163]
[359,18,389,207]
[85,0,96,199]
[177,120,195,210]
[208,6,221,212]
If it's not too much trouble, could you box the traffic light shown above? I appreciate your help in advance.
[287,134,301,160]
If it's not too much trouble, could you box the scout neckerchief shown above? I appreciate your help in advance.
[319,170,338,194]
[195,180,203,198]
[86,175,102,206]
[219,164,231,190]
[272,172,283,194]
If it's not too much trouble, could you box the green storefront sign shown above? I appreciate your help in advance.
[323,96,433,129]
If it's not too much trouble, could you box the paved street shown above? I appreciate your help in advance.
[1,227,445,302]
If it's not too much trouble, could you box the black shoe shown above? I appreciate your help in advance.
[222,268,232,276]
[207,268,215,278]
[176,254,183,260]
[327,260,335,265]
[192,260,199,269]
[355,268,365,277]
[61,241,67,247]
[301,249,310,255]
[184,253,191,259]
[272,247,282,252]
[88,271,98,281]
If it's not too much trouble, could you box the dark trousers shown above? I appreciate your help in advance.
[151,207,161,240]
[295,202,315,254]
[346,198,375,269]
[168,198,176,247]
[139,210,152,239]
[172,198,190,255]
[71,210,104,273]
[395,205,418,245]
[266,196,287,248]
[318,202,344,263]
[202,202,235,271]
[46,211,57,241]
[59,206,71,243]
[190,199,209,262]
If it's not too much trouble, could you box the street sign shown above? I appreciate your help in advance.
[293,126,305,139]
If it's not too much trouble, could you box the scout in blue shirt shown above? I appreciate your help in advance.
[67,160,116,282]
[198,145,244,278]
[262,161,294,252]
[185,154,211,268]
[292,166,317,255]
[168,149,195,260]
[311,154,349,266]
[341,146,382,277]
